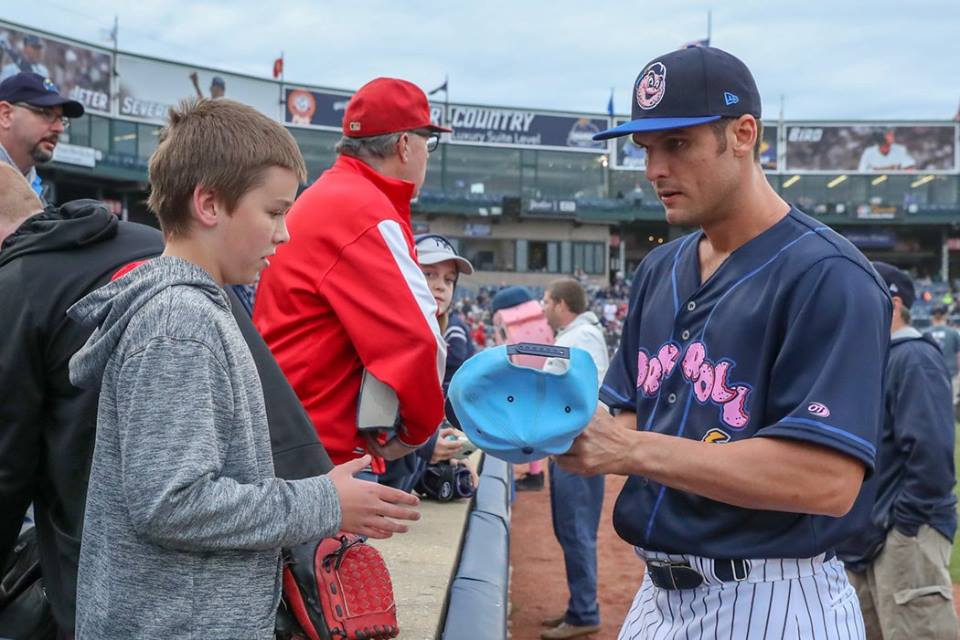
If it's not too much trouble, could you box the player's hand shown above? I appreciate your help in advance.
[556,407,635,476]
[362,431,418,461]
[430,427,463,463]
[328,455,420,539]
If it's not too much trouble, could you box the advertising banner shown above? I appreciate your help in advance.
[445,105,607,152]
[0,22,112,114]
[785,124,956,173]
[117,54,280,123]
[612,119,779,171]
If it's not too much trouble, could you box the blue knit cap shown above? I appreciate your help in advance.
[490,286,533,315]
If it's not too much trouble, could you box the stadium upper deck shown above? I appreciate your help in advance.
[4,18,959,285]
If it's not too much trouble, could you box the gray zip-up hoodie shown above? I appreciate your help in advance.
[68,256,341,639]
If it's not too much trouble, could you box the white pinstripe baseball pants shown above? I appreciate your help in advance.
[619,551,865,640]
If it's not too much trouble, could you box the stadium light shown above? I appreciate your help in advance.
[782,175,800,188]
[827,175,848,189]
[910,175,935,188]
[871,175,887,186]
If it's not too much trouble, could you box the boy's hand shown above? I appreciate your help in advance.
[430,427,463,463]
[328,455,420,539]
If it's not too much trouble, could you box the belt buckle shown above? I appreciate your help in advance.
[648,560,702,590]
[726,559,749,582]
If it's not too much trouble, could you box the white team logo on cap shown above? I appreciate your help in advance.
[636,62,666,110]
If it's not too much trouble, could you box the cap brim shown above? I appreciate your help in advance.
[419,251,474,275]
[425,124,453,133]
[28,94,85,118]
[592,115,721,140]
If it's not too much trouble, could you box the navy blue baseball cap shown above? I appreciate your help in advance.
[448,343,598,464]
[594,46,760,140]
[490,286,533,314]
[871,262,915,309]
[0,72,84,118]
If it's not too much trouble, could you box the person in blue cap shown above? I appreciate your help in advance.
[838,263,957,640]
[0,72,84,200]
[557,45,891,638]
[540,278,609,640]
[490,285,547,490]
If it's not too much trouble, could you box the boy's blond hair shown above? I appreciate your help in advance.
[147,98,307,237]
[0,163,43,241]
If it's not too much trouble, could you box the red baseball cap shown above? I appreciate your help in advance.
[343,77,452,138]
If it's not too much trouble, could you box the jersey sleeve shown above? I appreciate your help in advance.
[320,219,447,447]
[756,258,891,471]
[599,273,645,411]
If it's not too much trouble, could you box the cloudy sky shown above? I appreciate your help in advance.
[3,1,959,121]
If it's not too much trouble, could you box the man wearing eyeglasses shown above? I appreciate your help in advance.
[0,72,84,200]
[255,78,452,473]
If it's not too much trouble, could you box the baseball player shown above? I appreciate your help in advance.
[558,46,891,639]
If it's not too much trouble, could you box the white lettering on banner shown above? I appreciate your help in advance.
[120,97,168,120]
[69,87,109,111]
[788,128,824,143]
[450,107,536,133]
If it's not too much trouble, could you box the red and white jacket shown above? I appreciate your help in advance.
[254,155,446,466]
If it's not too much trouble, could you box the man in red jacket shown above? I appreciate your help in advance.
[254,77,450,471]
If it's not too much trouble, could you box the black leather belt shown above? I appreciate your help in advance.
[646,558,750,590]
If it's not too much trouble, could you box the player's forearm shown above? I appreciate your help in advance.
[629,431,864,517]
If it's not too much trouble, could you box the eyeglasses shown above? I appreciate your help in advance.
[410,130,440,153]
[14,103,70,129]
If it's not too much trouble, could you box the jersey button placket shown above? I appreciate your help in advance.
[680,329,691,341]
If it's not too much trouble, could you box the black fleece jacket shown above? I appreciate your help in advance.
[0,200,332,634]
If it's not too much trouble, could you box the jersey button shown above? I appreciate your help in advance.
[687,301,696,311]
[680,329,691,341]
[667,393,677,404]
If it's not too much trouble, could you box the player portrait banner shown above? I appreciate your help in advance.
[0,21,112,115]
[785,124,957,174]
[444,105,608,152]
[116,54,281,124]
[611,119,779,171]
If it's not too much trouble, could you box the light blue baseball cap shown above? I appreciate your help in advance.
[448,343,598,464]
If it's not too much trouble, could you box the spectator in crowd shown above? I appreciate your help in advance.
[472,320,488,349]
[539,278,609,640]
[254,78,451,472]
[0,72,83,199]
[490,285,550,491]
[839,263,958,640]
[380,233,476,492]
[924,305,960,400]
[65,99,419,639]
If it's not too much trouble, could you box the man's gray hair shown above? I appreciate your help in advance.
[335,132,402,160]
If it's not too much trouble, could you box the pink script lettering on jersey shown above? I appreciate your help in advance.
[636,340,751,429]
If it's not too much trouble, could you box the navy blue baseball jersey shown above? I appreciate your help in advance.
[600,208,892,560]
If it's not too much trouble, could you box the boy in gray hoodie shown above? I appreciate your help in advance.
[67,98,420,639]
